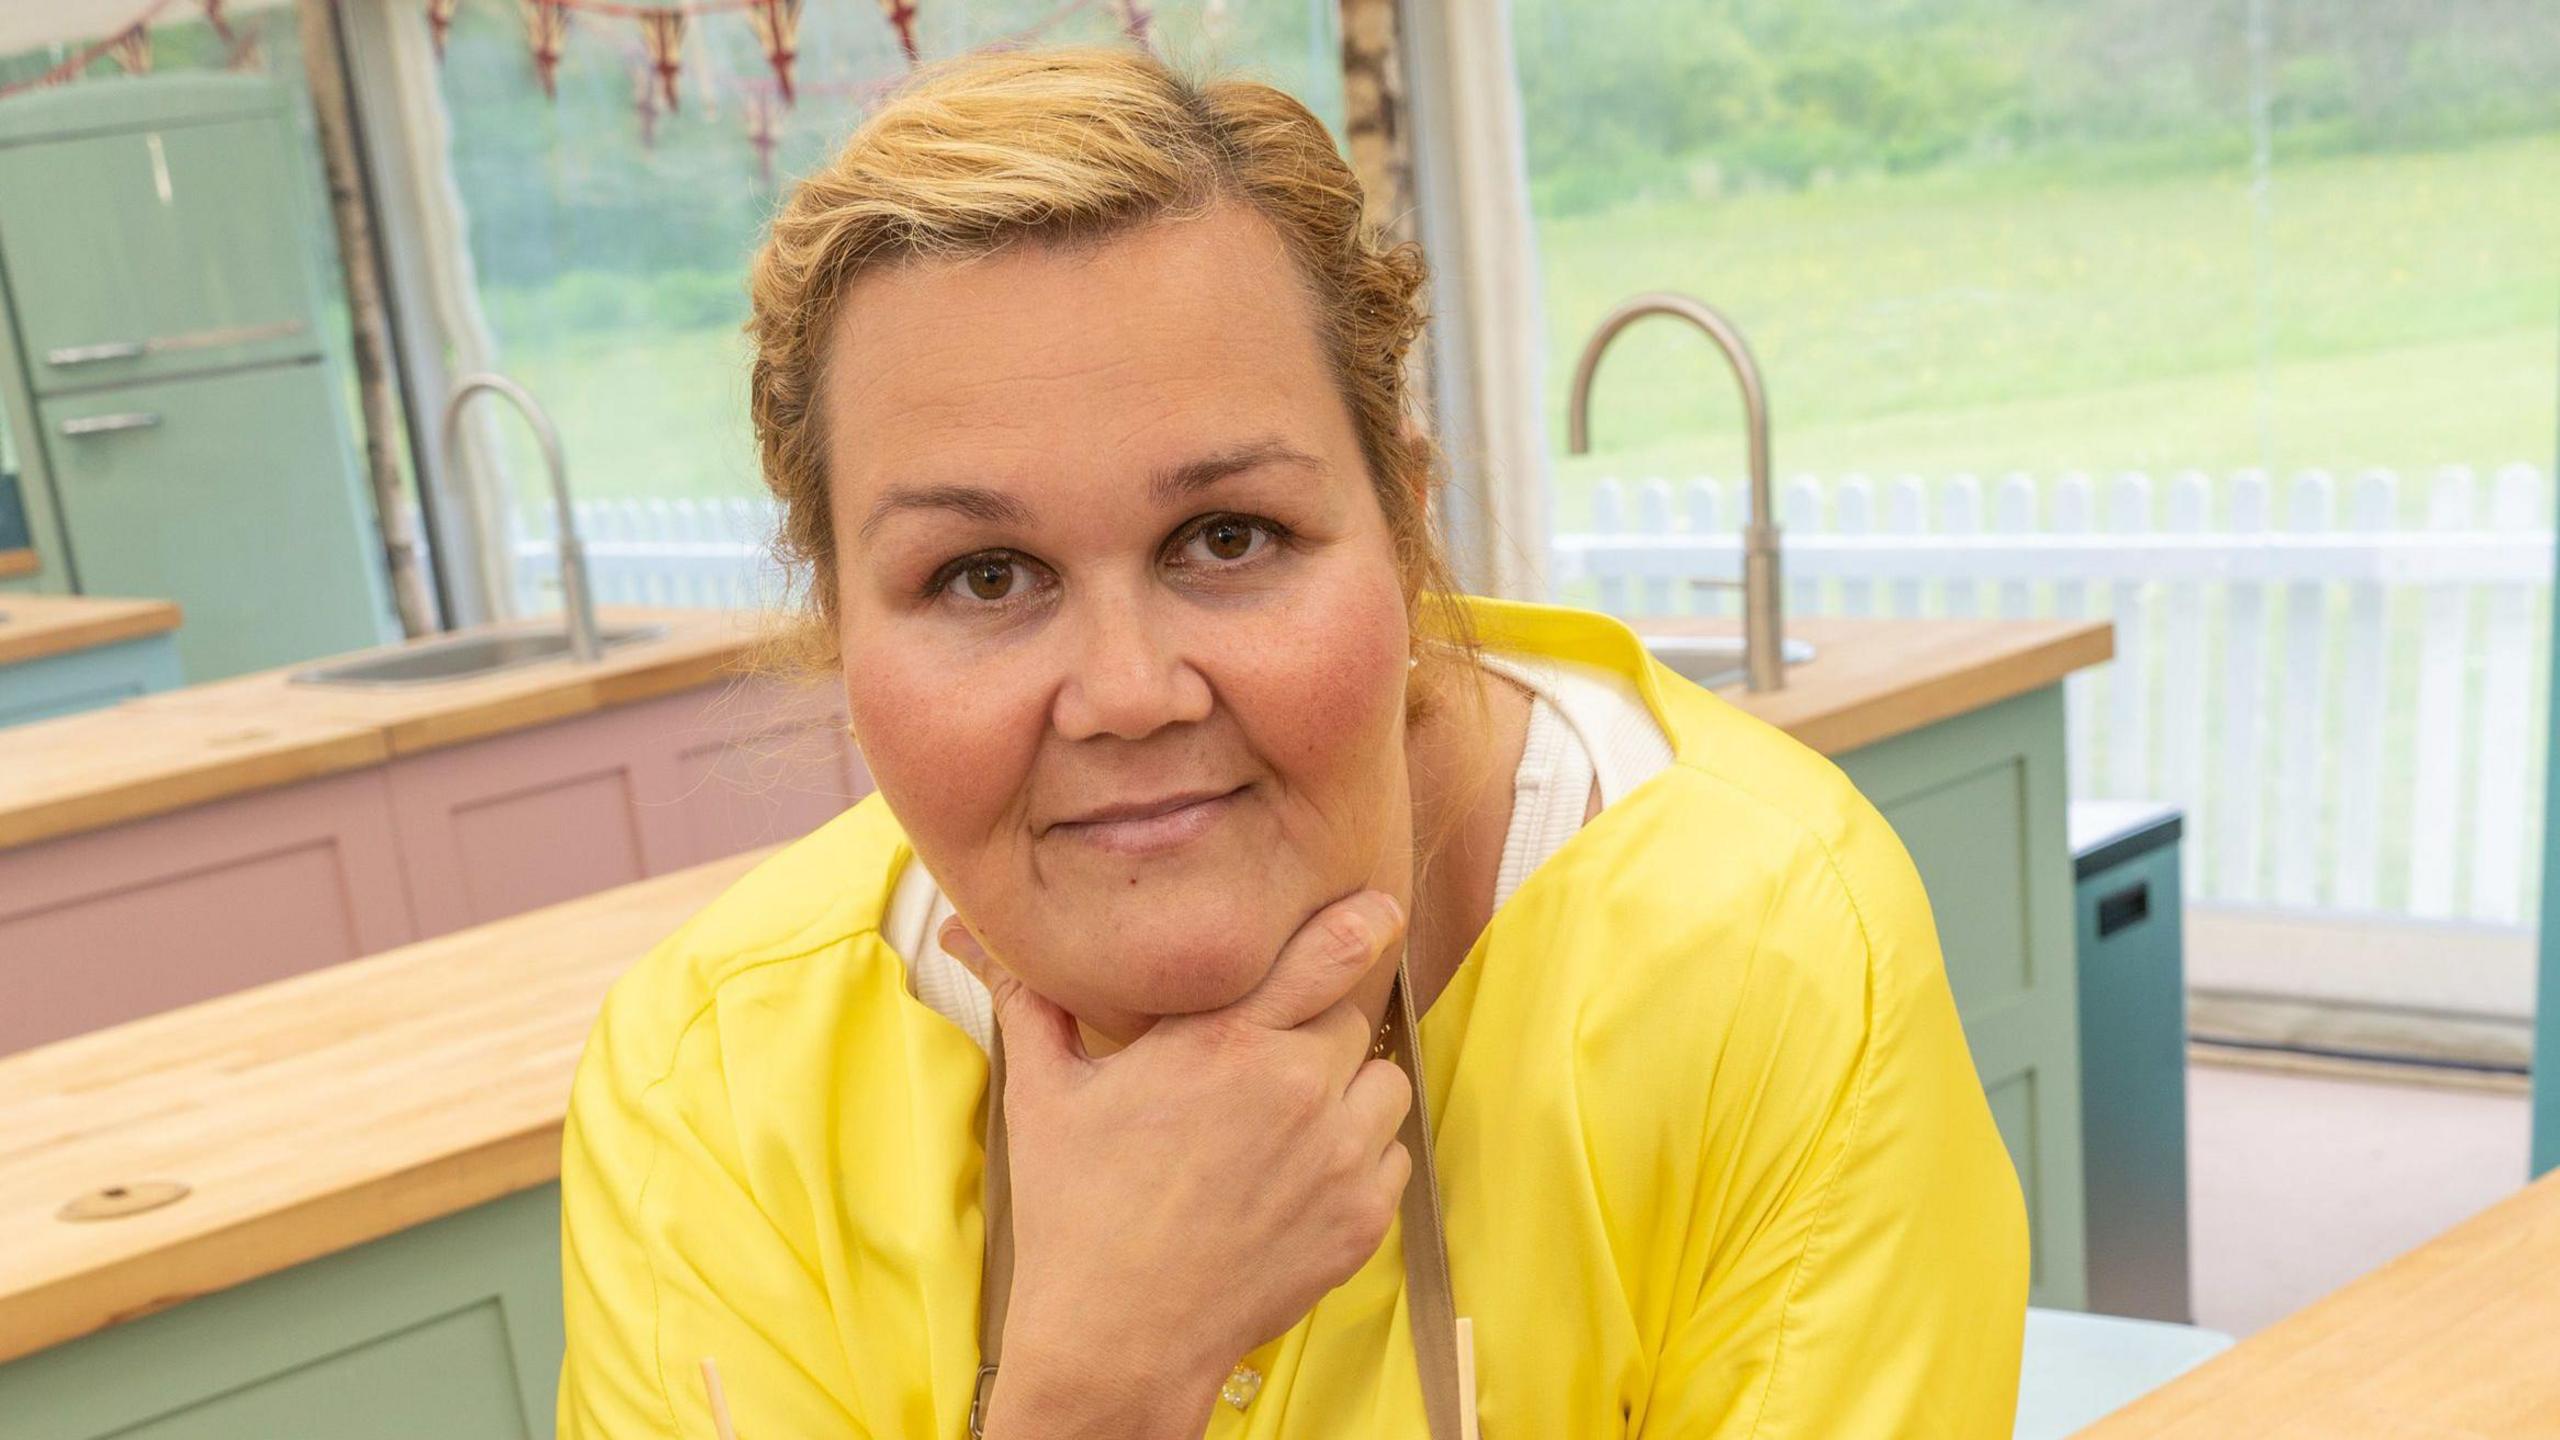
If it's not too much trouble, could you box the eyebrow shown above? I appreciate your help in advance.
[858,438,1323,543]
[857,483,1031,543]
[1150,439,1324,505]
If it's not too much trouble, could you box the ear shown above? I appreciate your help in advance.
[1397,412,1434,521]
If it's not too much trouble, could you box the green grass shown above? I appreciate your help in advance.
[1547,329,2557,530]
[486,325,763,512]
[1540,133,2558,525]
[480,134,2559,525]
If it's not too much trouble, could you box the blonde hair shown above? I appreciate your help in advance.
[744,44,1473,674]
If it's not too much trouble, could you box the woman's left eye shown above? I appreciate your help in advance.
[1177,515,1278,567]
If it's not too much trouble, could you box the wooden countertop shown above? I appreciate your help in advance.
[0,593,181,669]
[0,612,2113,1366]
[0,607,782,852]
[1636,614,2114,755]
[0,847,769,1366]
[2079,1169,2560,1437]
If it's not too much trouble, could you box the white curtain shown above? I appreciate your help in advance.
[349,0,521,622]
[1401,0,1549,601]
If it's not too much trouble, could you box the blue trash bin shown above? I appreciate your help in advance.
[2069,799,2191,1323]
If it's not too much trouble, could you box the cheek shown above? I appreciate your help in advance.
[1218,568,1412,801]
[838,624,1041,850]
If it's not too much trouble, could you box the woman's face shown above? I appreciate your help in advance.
[824,203,1415,1044]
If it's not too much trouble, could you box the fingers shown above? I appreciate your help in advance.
[1296,994,1377,1075]
[1224,891,1405,1032]
[1374,1138,1414,1209]
[1342,1055,1414,1153]
[940,920,1086,1081]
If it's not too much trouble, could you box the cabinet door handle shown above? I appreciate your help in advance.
[60,412,162,437]
[45,340,145,367]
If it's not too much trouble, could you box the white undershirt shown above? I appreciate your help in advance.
[884,653,1674,1052]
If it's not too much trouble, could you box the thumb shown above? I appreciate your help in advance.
[939,919,1086,1080]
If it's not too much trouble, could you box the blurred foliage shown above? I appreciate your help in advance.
[1510,0,2560,213]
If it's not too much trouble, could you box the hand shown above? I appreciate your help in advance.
[943,892,1415,1438]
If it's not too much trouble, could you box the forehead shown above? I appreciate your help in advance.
[821,204,1345,493]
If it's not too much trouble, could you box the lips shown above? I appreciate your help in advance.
[1045,785,1247,857]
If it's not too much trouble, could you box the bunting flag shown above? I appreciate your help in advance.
[747,0,805,103]
[105,24,154,75]
[630,63,661,146]
[876,0,919,64]
[637,8,685,110]
[744,87,780,186]
[520,0,570,99]
[426,0,460,57]
[5,0,1112,176]
[1110,0,1151,46]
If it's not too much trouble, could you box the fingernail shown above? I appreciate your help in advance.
[939,920,987,974]
[1378,891,1405,928]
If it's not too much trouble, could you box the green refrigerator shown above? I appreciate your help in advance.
[0,73,393,680]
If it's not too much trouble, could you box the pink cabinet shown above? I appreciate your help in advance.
[0,681,869,1055]
[0,770,415,1055]
[387,681,866,939]
[386,696,687,938]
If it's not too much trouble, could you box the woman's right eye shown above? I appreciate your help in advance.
[940,554,1030,604]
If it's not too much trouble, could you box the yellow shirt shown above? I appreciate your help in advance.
[557,597,2029,1438]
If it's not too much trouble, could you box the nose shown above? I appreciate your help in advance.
[1050,589,1213,741]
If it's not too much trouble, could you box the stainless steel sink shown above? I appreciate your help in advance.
[288,622,670,688]
[1643,633,1817,691]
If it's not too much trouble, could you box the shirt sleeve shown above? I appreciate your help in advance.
[556,959,872,1440]
[1638,814,2030,1439]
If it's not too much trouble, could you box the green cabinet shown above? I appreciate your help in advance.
[0,1186,561,1440]
[0,631,183,727]
[1837,685,2089,1310]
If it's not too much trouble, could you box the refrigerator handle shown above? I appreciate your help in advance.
[61,412,162,438]
[46,319,308,369]
[45,341,145,367]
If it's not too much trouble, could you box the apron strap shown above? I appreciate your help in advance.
[1386,956,1469,1440]
[972,1022,1014,1438]
[970,958,1465,1438]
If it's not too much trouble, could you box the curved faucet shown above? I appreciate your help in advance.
[444,372,601,664]
[1566,293,1785,693]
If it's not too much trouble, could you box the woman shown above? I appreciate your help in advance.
[558,46,2027,1440]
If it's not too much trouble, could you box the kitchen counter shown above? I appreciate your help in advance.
[0,594,180,669]
[2078,1168,2560,1437]
[0,607,783,851]
[0,846,770,1364]
[1642,614,2114,755]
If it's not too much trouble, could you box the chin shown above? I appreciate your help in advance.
[1114,924,1281,1016]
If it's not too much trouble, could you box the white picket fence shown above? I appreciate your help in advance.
[511,497,786,612]
[510,466,2557,929]
[1554,464,2556,928]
